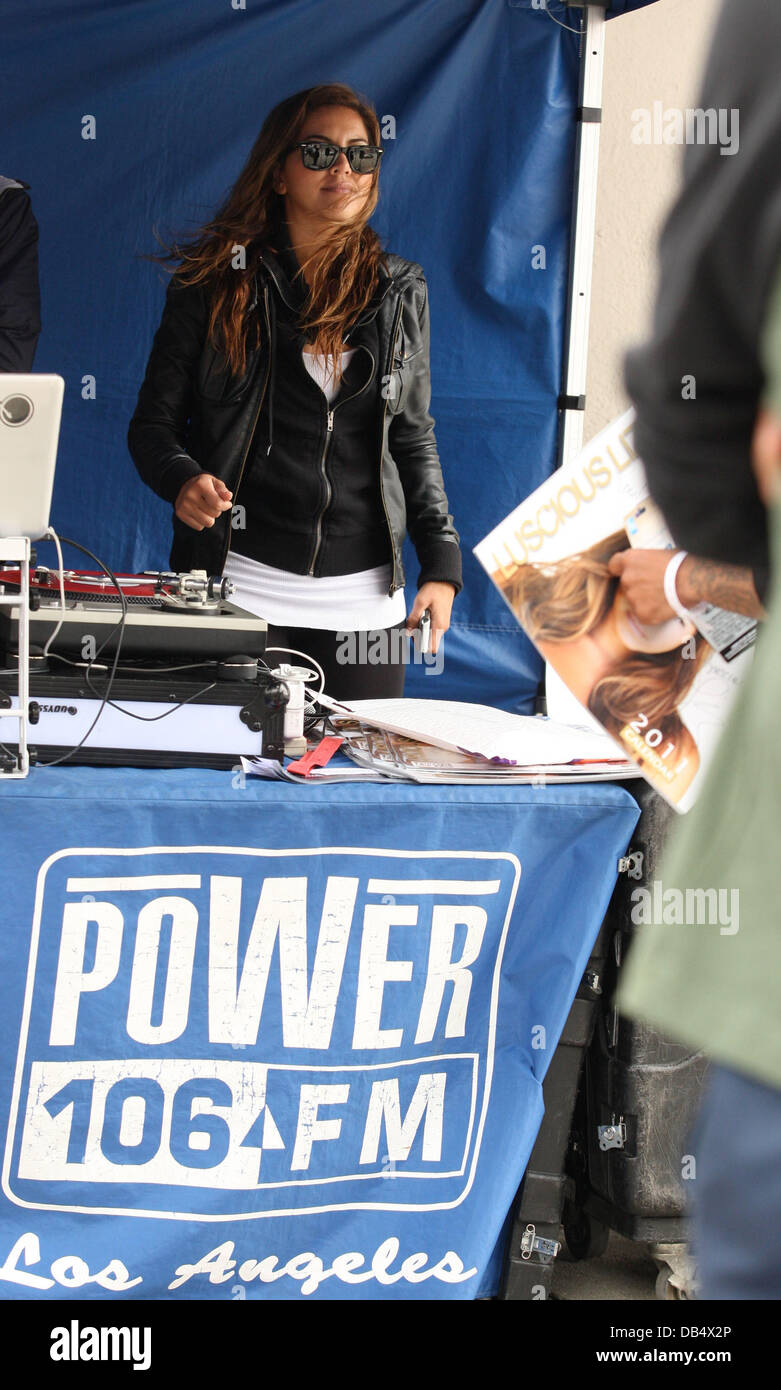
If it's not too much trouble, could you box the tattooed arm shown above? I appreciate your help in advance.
[677,555,765,621]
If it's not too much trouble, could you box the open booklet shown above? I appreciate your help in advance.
[473,408,757,812]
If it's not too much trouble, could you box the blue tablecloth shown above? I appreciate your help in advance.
[0,768,639,1300]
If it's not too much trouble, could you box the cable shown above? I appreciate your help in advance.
[41,528,67,658]
[543,1,583,36]
[262,646,325,694]
[263,645,326,728]
[33,538,128,767]
[47,651,216,675]
[83,665,218,721]
[113,661,215,674]
[261,646,326,745]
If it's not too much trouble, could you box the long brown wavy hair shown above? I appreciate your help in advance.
[496,531,712,755]
[145,83,389,382]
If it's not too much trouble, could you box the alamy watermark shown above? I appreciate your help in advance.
[335,627,444,676]
[50,1320,151,1370]
[631,103,739,158]
[630,880,739,936]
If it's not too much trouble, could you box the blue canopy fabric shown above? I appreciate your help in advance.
[4,0,659,708]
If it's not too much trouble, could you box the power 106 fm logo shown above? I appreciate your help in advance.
[3,847,520,1221]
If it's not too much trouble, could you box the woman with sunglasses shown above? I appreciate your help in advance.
[128,82,462,700]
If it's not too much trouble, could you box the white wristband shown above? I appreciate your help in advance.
[663,550,691,622]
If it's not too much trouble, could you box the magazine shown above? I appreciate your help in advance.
[473,409,757,812]
[333,720,639,785]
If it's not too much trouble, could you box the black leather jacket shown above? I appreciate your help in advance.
[127,245,462,596]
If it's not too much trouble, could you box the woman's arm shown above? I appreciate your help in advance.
[388,274,463,598]
[127,274,209,505]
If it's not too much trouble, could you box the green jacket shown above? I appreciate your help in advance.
[617,267,781,1090]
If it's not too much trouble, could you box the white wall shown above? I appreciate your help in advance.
[584,0,724,441]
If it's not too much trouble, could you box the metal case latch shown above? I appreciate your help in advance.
[617,850,644,879]
[520,1223,562,1262]
[598,1117,627,1151]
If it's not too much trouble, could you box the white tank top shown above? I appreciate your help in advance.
[301,346,353,403]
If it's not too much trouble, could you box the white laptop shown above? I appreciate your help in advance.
[0,373,64,539]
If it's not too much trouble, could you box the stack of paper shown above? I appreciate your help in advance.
[314,695,639,785]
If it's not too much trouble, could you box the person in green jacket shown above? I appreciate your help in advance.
[618,266,781,1297]
[618,0,781,1300]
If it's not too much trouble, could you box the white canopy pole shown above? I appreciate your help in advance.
[543,1,609,721]
[557,0,607,467]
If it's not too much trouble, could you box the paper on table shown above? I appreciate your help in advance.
[314,695,627,767]
[239,755,389,783]
[337,723,639,784]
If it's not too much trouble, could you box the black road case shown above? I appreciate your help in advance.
[0,664,288,769]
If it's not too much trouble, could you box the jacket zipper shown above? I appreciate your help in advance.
[220,282,272,572]
[306,344,377,576]
[308,407,334,575]
[380,295,405,594]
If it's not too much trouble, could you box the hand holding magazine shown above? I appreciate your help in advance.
[474,409,757,812]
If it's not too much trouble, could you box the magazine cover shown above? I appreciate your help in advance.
[474,409,757,812]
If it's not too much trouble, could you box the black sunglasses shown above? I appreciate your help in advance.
[289,141,383,174]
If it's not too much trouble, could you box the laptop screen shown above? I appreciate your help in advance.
[0,373,64,540]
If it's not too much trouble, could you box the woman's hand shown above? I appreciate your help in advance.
[175,474,233,530]
[406,581,456,654]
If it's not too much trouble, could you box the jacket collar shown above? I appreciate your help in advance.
[260,215,308,312]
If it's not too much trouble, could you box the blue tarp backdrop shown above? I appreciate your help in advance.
[0,769,640,1300]
[5,0,658,709]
